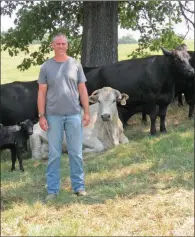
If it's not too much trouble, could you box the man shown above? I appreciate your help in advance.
[37,33,90,201]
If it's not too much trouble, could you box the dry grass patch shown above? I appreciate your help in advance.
[1,189,193,236]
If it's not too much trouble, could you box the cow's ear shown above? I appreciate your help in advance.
[161,47,172,56]
[89,95,98,104]
[120,93,129,105]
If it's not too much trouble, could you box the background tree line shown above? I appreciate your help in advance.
[118,34,137,44]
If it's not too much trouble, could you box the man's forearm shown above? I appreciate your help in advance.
[37,91,46,115]
[79,85,89,114]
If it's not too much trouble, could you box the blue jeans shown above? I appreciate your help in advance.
[46,114,85,194]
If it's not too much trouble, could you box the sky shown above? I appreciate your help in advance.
[1,1,194,40]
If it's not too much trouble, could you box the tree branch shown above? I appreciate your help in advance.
[180,1,194,14]
[183,22,190,39]
[178,0,195,28]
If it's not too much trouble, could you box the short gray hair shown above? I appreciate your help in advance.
[52,33,68,43]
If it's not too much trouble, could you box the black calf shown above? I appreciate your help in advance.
[0,119,33,171]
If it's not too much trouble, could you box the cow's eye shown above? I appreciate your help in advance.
[98,100,100,103]
[112,100,116,103]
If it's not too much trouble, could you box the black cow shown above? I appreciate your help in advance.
[0,80,38,126]
[174,50,195,118]
[0,119,34,171]
[142,50,195,124]
[83,67,99,75]
[85,46,194,135]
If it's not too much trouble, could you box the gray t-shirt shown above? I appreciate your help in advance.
[38,57,87,116]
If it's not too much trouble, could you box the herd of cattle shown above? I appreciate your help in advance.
[0,45,194,171]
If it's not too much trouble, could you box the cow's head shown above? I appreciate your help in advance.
[161,44,194,77]
[89,87,129,121]
[20,119,34,135]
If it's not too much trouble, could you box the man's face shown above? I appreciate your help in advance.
[51,36,68,55]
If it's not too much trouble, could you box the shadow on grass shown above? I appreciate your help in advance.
[1,115,194,210]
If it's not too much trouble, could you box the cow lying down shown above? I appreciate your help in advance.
[29,123,67,159]
[30,87,129,158]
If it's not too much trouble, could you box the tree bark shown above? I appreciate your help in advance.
[81,1,118,67]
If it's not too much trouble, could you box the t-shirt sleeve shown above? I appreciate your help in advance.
[77,63,87,84]
[38,64,47,84]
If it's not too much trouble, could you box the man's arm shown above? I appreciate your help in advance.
[37,84,48,115]
[37,84,48,131]
[78,83,90,126]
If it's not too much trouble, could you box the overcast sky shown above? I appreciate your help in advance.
[1,2,194,40]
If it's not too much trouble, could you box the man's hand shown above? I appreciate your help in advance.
[39,116,49,131]
[82,112,90,127]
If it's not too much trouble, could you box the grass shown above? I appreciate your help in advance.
[1,41,194,236]
[118,39,194,60]
[1,104,194,236]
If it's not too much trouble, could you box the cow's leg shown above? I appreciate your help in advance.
[83,137,104,153]
[188,104,194,119]
[184,93,194,119]
[24,140,28,152]
[118,107,131,128]
[16,148,24,172]
[119,133,129,144]
[41,143,49,159]
[141,112,148,125]
[159,104,168,133]
[178,94,184,107]
[149,105,158,135]
[29,134,42,159]
[10,147,17,171]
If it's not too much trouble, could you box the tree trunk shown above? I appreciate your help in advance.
[81,1,118,67]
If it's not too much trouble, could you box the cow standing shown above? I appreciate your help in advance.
[174,50,195,118]
[0,119,34,171]
[85,46,194,135]
[0,80,38,125]
[141,50,195,124]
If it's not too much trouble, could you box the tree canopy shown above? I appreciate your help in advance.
[1,1,194,70]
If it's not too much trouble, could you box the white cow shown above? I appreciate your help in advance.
[82,87,129,152]
[29,123,67,159]
[30,87,129,158]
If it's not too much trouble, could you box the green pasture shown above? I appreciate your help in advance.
[1,40,194,84]
[1,41,194,236]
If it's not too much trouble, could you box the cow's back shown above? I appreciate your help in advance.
[0,80,38,125]
[85,56,173,104]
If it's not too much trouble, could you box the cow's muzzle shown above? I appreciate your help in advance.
[101,114,111,121]
[184,66,195,77]
[188,68,195,77]
[27,130,33,135]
